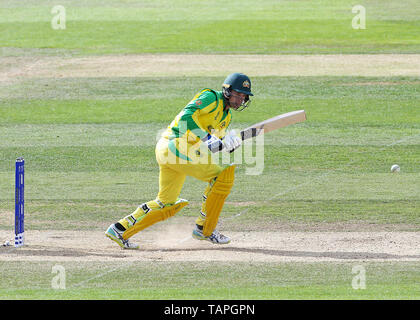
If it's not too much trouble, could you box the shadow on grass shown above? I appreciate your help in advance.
[2,246,419,260]
[152,247,420,260]
[0,246,125,259]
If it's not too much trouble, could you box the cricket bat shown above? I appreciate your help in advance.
[239,110,307,141]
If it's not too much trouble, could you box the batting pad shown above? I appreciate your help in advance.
[122,199,189,240]
[203,165,235,237]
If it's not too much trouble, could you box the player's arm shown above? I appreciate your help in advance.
[178,91,224,152]
[177,90,241,153]
[178,91,213,136]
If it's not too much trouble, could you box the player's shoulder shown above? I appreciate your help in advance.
[194,89,222,108]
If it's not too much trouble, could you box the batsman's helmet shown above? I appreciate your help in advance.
[222,73,253,111]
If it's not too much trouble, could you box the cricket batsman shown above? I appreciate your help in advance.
[105,73,253,249]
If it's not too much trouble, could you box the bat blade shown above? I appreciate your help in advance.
[240,110,306,141]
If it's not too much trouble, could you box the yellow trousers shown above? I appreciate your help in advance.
[155,137,224,204]
[118,137,226,233]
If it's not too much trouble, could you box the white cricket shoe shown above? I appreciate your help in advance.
[105,224,139,249]
[192,225,231,244]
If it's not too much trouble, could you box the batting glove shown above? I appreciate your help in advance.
[202,134,224,153]
[222,130,241,153]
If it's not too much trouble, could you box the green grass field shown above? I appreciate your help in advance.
[1,261,418,299]
[0,0,419,300]
[1,0,420,54]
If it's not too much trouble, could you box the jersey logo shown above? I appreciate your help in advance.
[220,121,226,129]
[195,100,202,106]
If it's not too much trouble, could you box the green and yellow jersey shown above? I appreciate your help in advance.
[162,89,232,161]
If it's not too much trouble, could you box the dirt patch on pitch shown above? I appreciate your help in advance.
[2,54,420,81]
[1,224,419,263]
